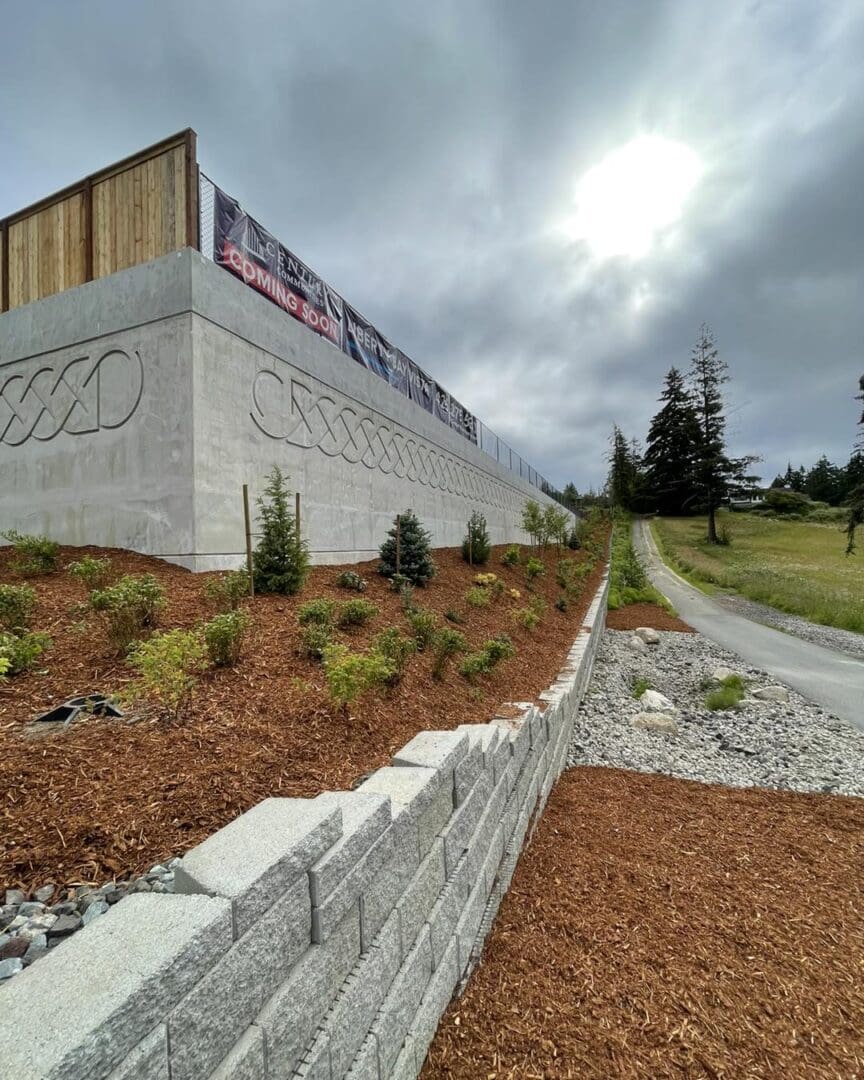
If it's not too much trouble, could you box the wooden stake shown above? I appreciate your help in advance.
[242,484,254,597]
[395,515,401,576]
[295,492,301,549]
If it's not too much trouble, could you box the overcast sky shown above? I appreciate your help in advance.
[2,1,862,491]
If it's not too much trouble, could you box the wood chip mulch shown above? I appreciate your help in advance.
[606,602,694,633]
[424,767,864,1080]
[0,534,607,893]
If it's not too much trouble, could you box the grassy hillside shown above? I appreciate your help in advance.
[652,514,864,633]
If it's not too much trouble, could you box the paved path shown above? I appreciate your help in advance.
[633,519,864,731]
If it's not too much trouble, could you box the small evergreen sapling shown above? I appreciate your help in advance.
[252,466,310,595]
[378,510,436,587]
[461,511,491,565]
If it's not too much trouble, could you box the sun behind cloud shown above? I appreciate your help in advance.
[566,135,704,259]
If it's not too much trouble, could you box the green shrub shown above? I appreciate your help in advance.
[502,545,521,567]
[378,511,436,587]
[90,574,165,653]
[525,557,544,581]
[297,599,335,626]
[0,655,9,681]
[705,683,744,711]
[465,586,490,608]
[0,630,50,675]
[203,570,250,611]
[203,610,251,667]
[300,623,332,660]
[407,608,438,650]
[566,525,582,550]
[67,556,113,593]
[252,466,310,595]
[763,488,811,516]
[126,629,207,720]
[632,677,653,699]
[461,511,491,565]
[555,596,568,612]
[371,628,416,684]
[1,530,60,575]
[336,599,379,629]
[0,583,36,634]
[512,606,540,630]
[322,644,395,706]
[431,628,467,679]
[459,635,515,679]
[444,608,465,624]
[336,570,368,592]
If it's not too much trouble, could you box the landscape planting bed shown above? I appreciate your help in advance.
[0,537,606,895]
[423,767,864,1079]
[605,601,694,633]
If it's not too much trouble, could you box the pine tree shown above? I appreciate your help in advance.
[642,367,701,515]
[804,455,842,505]
[845,375,864,554]
[561,482,579,512]
[688,325,754,544]
[252,466,310,594]
[461,511,491,565]
[379,510,436,586]
[606,426,641,510]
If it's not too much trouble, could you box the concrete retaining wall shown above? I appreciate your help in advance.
[1,568,609,1080]
[0,250,569,570]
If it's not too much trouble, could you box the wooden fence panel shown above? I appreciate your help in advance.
[0,130,197,312]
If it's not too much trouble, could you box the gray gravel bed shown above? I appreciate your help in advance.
[713,593,864,661]
[569,628,864,797]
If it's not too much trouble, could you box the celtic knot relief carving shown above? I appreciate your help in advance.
[1,348,144,447]
[250,365,520,513]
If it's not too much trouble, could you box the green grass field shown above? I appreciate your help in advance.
[652,513,864,634]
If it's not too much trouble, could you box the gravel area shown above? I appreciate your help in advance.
[569,628,864,797]
[714,592,864,660]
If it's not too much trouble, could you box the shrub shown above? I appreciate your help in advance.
[459,635,515,679]
[252,466,310,595]
[0,630,50,675]
[300,623,332,660]
[202,570,250,611]
[555,596,568,612]
[431,628,467,679]
[297,599,335,626]
[461,511,491,565]
[371,628,416,684]
[566,526,582,550]
[203,610,251,667]
[763,488,811,516]
[336,599,379,629]
[67,556,113,593]
[378,510,436,587]
[705,684,744,711]
[126,629,207,720]
[525,557,544,582]
[322,644,395,707]
[512,606,540,630]
[465,586,490,608]
[407,608,438,650]
[336,570,367,592]
[90,574,165,653]
[0,655,9,681]
[0,583,36,634]
[474,572,498,587]
[444,608,465,624]
[632,677,653,699]
[502,545,521,567]
[508,588,521,600]
[1,530,60,575]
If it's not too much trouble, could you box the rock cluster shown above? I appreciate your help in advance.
[0,859,180,982]
[569,629,864,798]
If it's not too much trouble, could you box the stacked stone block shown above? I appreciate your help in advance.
[1,569,609,1080]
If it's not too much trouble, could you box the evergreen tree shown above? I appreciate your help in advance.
[846,375,864,554]
[841,452,864,503]
[606,425,640,509]
[379,510,436,586]
[687,325,754,543]
[561,482,579,512]
[804,455,842,505]
[642,367,702,515]
[461,511,491,565]
[252,466,310,594]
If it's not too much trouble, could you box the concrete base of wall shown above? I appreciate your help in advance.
[1,568,609,1080]
[0,250,570,570]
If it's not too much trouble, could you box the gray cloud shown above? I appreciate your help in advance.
[2,0,862,491]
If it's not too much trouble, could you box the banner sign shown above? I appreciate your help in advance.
[213,184,478,444]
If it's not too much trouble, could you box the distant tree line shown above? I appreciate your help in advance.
[770,454,864,508]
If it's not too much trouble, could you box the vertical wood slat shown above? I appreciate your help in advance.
[0,128,197,309]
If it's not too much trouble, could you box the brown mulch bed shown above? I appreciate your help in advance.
[0,535,607,893]
[606,602,694,633]
[424,767,864,1080]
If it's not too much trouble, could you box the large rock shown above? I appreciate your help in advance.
[639,689,678,715]
[634,627,661,645]
[752,685,790,703]
[627,635,648,653]
[711,666,739,684]
[631,712,678,735]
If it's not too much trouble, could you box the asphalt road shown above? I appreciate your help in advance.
[633,518,864,731]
